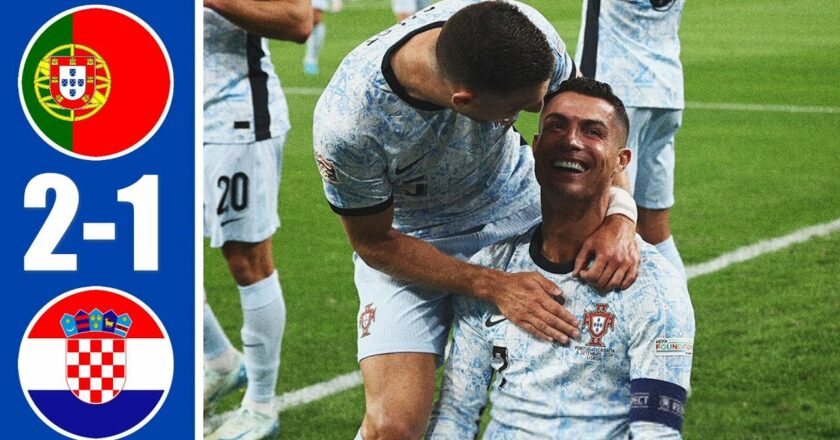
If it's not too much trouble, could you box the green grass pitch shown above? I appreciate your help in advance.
[204,1,840,438]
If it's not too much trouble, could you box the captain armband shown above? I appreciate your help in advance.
[606,187,637,224]
[629,378,687,432]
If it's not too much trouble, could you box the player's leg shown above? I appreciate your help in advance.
[204,137,285,439]
[631,108,687,279]
[352,254,453,440]
[204,296,245,408]
[358,353,438,440]
[304,4,326,75]
[221,238,285,413]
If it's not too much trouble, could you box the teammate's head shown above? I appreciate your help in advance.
[436,1,554,122]
[533,77,630,202]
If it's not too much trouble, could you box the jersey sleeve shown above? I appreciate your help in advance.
[313,94,394,216]
[512,0,575,93]
[627,255,695,432]
[425,298,493,440]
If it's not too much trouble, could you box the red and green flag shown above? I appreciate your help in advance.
[20,6,172,159]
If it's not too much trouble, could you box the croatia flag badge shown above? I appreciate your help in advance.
[18,287,173,439]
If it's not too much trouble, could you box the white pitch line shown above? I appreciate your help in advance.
[686,217,840,279]
[274,217,840,412]
[284,87,324,96]
[275,370,363,412]
[685,101,840,114]
[283,86,840,114]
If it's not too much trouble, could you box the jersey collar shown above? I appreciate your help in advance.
[381,21,447,111]
[529,224,576,275]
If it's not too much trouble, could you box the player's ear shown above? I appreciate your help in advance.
[614,148,631,174]
[451,90,475,108]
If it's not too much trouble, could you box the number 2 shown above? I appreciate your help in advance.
[24,173,79,271]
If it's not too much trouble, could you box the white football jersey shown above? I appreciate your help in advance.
[575,0,685,109]
[204,9,290,143]
[428,226,694,438]
[313,0,575,239]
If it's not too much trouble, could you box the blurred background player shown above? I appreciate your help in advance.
[392,0,433,22]
[427,77,694,439]
[314,1,641,438]
[576,0,688,279]
[304,0,343,76]
[203,0,311,439]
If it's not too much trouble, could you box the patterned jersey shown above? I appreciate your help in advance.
[313,0,575,239]
[427,225,694,439]
[204,9,290,143]
[575,0,685,109]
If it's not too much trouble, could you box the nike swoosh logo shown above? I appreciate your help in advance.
[485,316,507,327]
[395,151,431,175]
[221,218,244,227]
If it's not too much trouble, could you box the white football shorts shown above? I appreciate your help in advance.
[203,135,285,248]
[625,108,682,210]
[354,203,540,362]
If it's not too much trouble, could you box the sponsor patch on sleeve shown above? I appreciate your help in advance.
[654,338,693,356]
[316,152,340,184]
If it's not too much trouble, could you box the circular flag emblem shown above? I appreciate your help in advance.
[18,287,173,439]
[19,6,173,160]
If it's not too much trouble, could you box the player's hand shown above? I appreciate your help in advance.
[480,270,580,343]
[573,214,639,291]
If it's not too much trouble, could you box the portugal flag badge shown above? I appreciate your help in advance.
[19,6,173,160]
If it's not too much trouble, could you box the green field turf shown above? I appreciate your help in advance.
[204,1,840,438]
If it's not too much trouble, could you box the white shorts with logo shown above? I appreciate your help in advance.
[625,107,682,210]
[392,0,432,15]
[354,203,540,362]
[203,135,285,248]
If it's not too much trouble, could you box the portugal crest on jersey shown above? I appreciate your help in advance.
[37,45,111,121]
[583,304,615,347]
[359,303,376,338]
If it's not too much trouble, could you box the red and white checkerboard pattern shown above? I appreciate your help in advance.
[66,338,126,404]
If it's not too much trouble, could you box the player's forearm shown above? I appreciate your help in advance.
[353,229,498,300]
[205,0,313,43]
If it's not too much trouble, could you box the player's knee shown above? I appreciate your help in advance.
[363,410,425,440]
[224,253,272,286]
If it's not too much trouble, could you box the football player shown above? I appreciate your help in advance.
[576,0,688,279]
[426,77,694,439]
[303,0,340,75]
[313,2,641,438]
[202,0,311,439]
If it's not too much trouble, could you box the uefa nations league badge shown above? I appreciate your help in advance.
[18,287,173,439]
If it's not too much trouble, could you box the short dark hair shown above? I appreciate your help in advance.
[436,1,554,92]
[548,77,630,137]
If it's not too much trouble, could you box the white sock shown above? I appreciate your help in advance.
[354,428,363,440]
[204,302,237,372]
[305,22,326,64]
[239,270,285,405]
[655,236,687,281]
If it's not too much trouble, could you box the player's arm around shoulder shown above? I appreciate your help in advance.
[626,248,695,438]
[204,0,313,43]
[425,297,493,439]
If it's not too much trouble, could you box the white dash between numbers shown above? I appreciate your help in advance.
[83,223,116,241]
